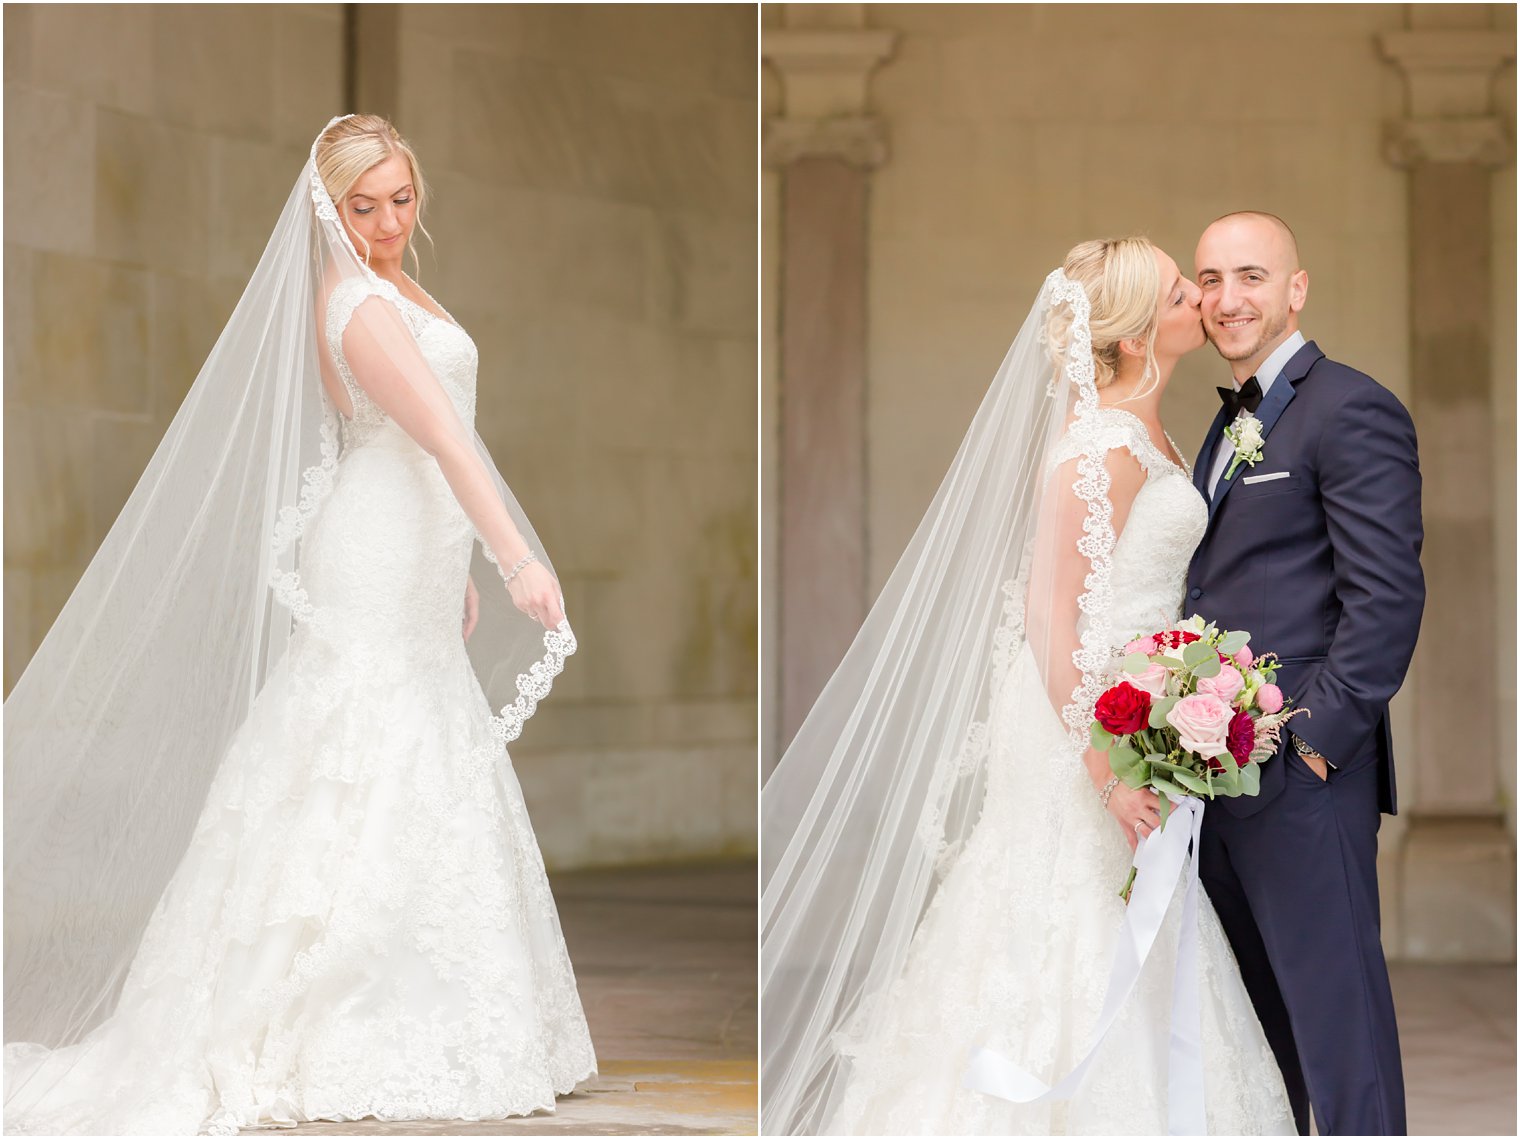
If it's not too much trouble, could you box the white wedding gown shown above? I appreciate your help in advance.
[5,278,596,1135]
[825,409,1294,1135]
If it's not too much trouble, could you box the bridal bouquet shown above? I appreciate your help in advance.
[1089,616,1305,897]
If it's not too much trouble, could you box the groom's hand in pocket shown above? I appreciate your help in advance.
[1291,736,1329,781]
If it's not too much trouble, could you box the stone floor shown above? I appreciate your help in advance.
[288,861,757,1137]
[1392,962,1514,1137]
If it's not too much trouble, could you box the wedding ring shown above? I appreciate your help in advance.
[1134,820,1146,835]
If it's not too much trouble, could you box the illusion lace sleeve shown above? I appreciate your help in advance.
[1025,420,1150,752]
[337,291,534,581]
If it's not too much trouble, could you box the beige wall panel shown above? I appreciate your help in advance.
[4,84,97,257]
[760,13,782,771]
[1492,48,1516,839]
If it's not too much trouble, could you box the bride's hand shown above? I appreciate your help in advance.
[507,561,565,630]
[1108,782,1163,853]
[462,575,480,641]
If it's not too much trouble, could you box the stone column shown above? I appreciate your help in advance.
[1379,18,1515,961]
[350,4,398,122]
[763,8,895,754]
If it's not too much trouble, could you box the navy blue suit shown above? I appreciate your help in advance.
[1186,340,1423,1135]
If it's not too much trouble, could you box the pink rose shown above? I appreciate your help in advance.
[1233,645,1254,669]
[1255,683,1284,714]
[1124,636,1158,656]
[1197,665,1245,706]
[1129,662,1170,698]
[1166,693,1235,757]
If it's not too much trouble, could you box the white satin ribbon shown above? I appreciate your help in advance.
[963,794,1208,1135]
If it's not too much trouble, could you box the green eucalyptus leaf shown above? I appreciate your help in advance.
[1214,764,1242,796]
[1154,655,1184,670]
[1122,652,1152,675]
[1090,722,1114,751]
[1174,770,1211,796]
[1182,640,1215,669]
[1219,630,1250,655]
[1149,776,1184,800]
[1149,758,1199,777]
[1148,696,1179,730]
[1192,655,1222,679]
[1239,761,1261,796]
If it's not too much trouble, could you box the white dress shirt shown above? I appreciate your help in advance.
[1207,330,1307,496]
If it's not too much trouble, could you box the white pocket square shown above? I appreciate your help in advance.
[1242,471,1291,484]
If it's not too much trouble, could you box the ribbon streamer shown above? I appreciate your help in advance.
[963,794,1208,1135]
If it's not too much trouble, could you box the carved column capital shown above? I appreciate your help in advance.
[1379,28,1515,168]
[764,115,889,170]
[1383,116,1511,169]
[763,27,897,170]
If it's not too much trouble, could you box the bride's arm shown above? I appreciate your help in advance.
[338,293,564,628]
[1025,446,1160,846]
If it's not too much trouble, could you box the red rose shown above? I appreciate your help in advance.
[1095,682,1152,736]
[1227,710,1256,766]
[1157,630,1203,651]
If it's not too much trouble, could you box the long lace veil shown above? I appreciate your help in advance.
[4,117,573,1067]
[761,269,1123,1133]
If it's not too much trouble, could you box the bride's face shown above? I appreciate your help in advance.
[1151,248,1206,363]
[341,153,417,271]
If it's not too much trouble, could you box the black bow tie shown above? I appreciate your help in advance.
[1217,376,1263,419]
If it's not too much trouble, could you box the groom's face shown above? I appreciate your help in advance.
[1194,217,1307,371]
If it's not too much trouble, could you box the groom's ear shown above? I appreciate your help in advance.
[1288,268,1309,314]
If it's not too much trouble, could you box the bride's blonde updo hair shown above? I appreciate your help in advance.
[314,113,433,273]
[1047,236,1161,394]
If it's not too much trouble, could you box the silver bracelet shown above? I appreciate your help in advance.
[1099,775,1121,809]
[503,551,538,585]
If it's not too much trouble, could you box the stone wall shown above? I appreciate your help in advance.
[5,2,342,692]
[4,3,758,871]
[1493,59,1516,840]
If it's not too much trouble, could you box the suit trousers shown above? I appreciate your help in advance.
[1199,744,1406,1135]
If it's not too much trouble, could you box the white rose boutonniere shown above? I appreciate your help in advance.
[1223,412,1265,480]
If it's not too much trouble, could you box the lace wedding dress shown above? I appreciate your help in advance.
[4,275,596,1135]
[824,409,1293,1135]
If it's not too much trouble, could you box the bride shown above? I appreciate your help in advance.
[5,115,595,1133]
[761,238,1296,1134]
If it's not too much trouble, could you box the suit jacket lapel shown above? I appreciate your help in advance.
[1194,405,1230,499]
[1205,340,1324,523]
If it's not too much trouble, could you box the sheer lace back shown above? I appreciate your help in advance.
[1050,407,1208,651]
[323,276,480,449]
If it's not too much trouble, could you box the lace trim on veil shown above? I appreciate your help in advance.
[914,268,1117,880]
[1042,272,1119,747]
[266,115,571,744]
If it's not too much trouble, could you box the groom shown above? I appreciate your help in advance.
[1186,212,1423,1136]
